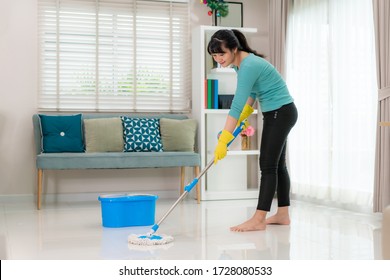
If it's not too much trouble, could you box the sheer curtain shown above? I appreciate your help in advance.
[286,0,378,211]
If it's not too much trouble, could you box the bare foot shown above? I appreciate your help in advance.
[265,214,290,225]
[230,210,267,232]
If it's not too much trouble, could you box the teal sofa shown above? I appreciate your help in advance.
[32,113,201,209]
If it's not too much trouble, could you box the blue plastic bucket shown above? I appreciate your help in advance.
[98,194,158,228]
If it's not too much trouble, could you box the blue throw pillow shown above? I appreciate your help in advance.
[39,114,85,153]
[121,117,163,152]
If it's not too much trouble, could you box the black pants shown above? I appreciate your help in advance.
[257,102,298,211]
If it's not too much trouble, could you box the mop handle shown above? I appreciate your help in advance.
[230,120,246,142]
[186,120,245,188]
[151,121,246,231]
[183,120,245,192]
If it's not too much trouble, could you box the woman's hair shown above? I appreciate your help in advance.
[207,29,264,58]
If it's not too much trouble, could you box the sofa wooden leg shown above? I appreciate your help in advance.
[194,166,200,204]
[180,167,185,195]
[37,169,43,210]
[181,167,201,203]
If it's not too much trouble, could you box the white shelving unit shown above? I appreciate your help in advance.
[191,25,260,201]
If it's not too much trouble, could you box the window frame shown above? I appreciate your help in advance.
[37,0,191,113]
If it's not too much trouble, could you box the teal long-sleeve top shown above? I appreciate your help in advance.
[228,53,294,120]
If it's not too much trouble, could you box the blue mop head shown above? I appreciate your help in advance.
[128,224,174,246]
[128,233,174,246]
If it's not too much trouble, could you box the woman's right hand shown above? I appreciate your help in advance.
[214,130,234,164]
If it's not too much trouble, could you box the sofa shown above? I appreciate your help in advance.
[32,113,201,209]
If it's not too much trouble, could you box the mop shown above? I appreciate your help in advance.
[128,121,246,246]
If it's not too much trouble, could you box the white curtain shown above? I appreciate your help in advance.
[286,0,378,211]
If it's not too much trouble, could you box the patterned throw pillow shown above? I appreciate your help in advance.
[121,117,163,152]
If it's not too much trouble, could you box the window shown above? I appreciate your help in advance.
[38,0,190,112]
[286,0,378,210]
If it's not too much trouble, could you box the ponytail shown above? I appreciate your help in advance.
[207,29,264,58]
[231,29,264,58]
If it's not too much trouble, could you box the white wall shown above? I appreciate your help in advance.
[191,0,269,56]
[0,0,269,200]
[0,0,38,196]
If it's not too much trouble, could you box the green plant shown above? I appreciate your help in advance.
[203,0,229,18]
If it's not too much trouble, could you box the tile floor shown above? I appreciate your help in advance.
[0,197,384,260]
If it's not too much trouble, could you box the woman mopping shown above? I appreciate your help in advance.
[208,29,298,232]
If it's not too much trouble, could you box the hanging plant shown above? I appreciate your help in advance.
[202,0,229,18]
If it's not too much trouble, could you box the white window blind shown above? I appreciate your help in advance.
[38,0,190,112]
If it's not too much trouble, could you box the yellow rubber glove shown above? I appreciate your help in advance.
[237,104,254,129]
[214,130,234,164]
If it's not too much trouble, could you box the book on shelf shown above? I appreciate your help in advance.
[204,79,235,110]
[204,79,219,109]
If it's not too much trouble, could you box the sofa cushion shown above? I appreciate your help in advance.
[36,152,201,169]
[121,117,163,152]
[160,118,197,152]
[39,114,84,153]
[84,117,124,153]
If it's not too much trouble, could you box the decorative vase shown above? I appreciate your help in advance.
[241,135,250,150]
